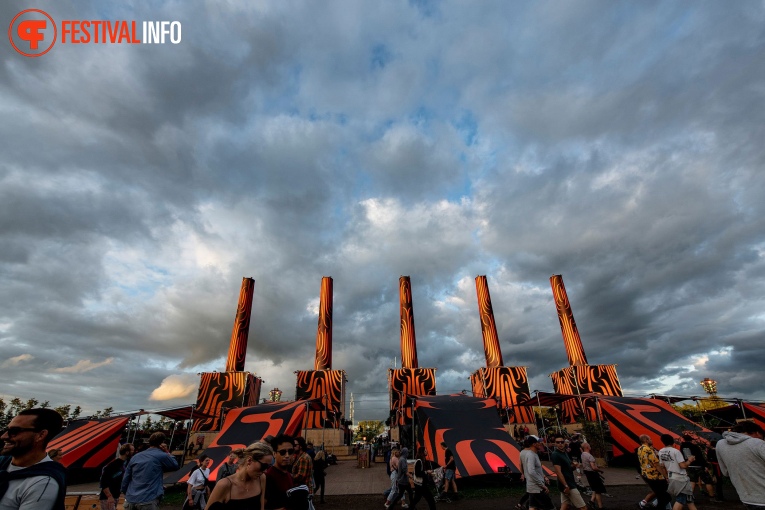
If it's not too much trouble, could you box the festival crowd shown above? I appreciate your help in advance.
[1,407,765,510]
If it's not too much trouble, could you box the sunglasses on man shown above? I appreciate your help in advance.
[277,448,295,456]
[1,427,39,438]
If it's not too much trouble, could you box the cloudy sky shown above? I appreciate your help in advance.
[2,1,764,423]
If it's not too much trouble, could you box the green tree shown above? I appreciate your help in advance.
[54,405,72,420]
[141,416,154,432]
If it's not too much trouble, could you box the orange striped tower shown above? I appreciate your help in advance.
[389,276,436,428]
[296,277,346,436]
[225,277,256,372]
[470,276,533,423]
[314,277,333,371]
[399,276,418,368]
[549,274,588,366]
[475,275,503,367]
[194,277,261,431]
[548,274,622,423]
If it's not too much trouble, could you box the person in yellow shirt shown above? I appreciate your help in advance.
[637,435,671,510]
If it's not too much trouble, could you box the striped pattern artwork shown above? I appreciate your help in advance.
[166,400,308,485]
[475,276,504,368]
[225,277,255,372]
[416,394,527,477]
[550,364,622,423]
[48,417,129,470]
[192,372,262,431]
[597,396,718,457]
[549,275,589,367]
[314,276,333,371]
[295,369,346,428]
[469,366,535,423]
[399,276,419,369]
[389,367,436,425]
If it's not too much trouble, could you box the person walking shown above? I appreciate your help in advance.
[580,443,606,509]
[637,434,671,510]
[657,434,697,510]
[217,451,239,481]
[408,447,436,510]
[385,447,412,509]
[440,442,458,498]
[313,450,327,504]
[207,442,273,510]
[384,448,400,501]
[264,435,295,510]
[519,436,554,510]
[551,433,587,510]
[715,420,765,509]
[121,432,179,510]
[186,456,212,510]
[99,443,135,510]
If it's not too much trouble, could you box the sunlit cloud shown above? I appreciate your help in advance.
[52,358,115,374]
[1,354,33,368]
[149,374,199,401]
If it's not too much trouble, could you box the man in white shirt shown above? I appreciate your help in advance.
[658,434,697,510]
[187,456,212,509]
[0,408,66,510]
[519,436,554,510]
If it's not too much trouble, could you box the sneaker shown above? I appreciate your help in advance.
[384,502,392,509]
[402,505,409,509]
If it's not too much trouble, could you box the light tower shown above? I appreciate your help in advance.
[700,378,718,396]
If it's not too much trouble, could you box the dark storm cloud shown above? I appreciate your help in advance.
[1,1,763,421]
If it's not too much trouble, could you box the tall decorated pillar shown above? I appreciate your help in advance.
[469,276,533,424]
[314,277,333,371]
[549,275,622,423]
[389,276,436,429]
[399,276,418,369]
[193,277,262,431]
[549,274,588,367]
[296,277,346,439]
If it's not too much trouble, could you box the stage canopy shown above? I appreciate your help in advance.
[414,394,527,478]
[595,396,721,457]
[514,391,583,408]
[48,416,130,472]
[165,400,307,484]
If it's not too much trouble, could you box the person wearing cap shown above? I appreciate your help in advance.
[519,436,554,510]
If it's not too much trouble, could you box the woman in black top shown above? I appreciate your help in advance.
[207,442,273,510]
[410,447,436,510]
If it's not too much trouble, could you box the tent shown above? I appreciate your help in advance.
[595,396,720,457]
[704,402,765,430]
[414,394,524,477]
[165,399,307,484]
[47,416,130,482]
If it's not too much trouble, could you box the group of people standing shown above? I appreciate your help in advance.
[637,421,765,510]
[0,403,330,510]
[384,441,457,510]
[518,433,607,510]
[181,435,328,510]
